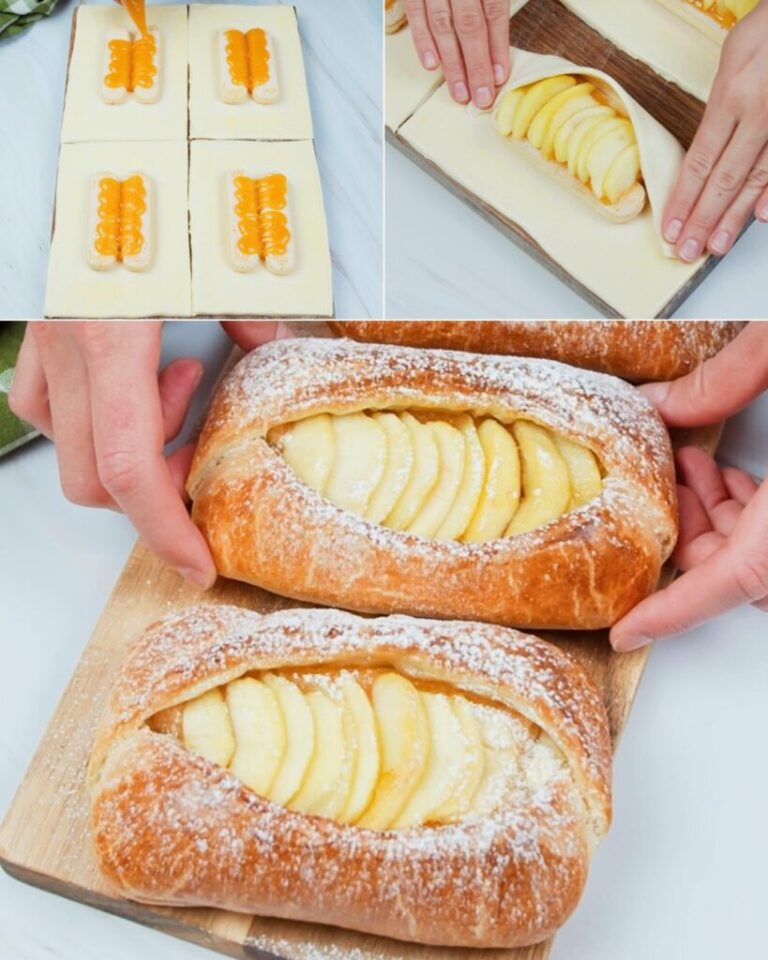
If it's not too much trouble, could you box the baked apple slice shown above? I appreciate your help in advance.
[262,673,315,806]
[554,435,602,509]
[226,678,286,796]
[385,412,439,530]
[325,413,387,515]
[464,418,521,542]
[365,412,415,524]
[409,421,465,537]
[181,687,235,767]
[279,413,335,493]
[339,676,380,823]
[290,689,349,819]
[507,421,571,535]
[435,414,485,540]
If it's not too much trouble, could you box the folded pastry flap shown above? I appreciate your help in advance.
[491,48,686,257]
[89,607,611,841]
[188,340,676,520]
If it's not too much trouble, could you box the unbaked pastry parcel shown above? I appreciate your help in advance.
[88,604,612,948]
[187,338,678,630]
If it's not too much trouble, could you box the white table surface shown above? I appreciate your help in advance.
[385,137,768,318]
[0,0,382,320]
[2,322,767,960]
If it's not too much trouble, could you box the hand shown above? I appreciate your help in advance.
[610,323,768,651]
[404,0,510,108]
[9,322,215,590]
[662,2,768,261]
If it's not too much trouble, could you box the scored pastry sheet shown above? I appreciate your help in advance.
[45,141,191,318]
[399,49,702,318]
[189,139,332,317]
[61,5,189,143]
[189,4,313,141]
[558,0,720,103]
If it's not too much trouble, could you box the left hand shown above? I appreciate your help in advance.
[662,1,768,262]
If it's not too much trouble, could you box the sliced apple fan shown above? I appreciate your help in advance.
[149,668,552,830]
[269,409,604,540]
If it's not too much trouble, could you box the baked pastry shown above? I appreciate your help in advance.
[87,172,153,271]
[101,28,159,105]
[219,27,279,104]
[228,171,294,274]
[655,0,759,40]
[385,0,407,34]
[495,73,646,222]
[330,321,745,382]
[187,338,677,629]
[87,604,612,948]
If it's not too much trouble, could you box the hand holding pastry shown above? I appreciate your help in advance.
[662,1,768,261]
[404,0,511,108]
[611,323,768,651]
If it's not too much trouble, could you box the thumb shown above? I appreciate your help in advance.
[640,322,768,427]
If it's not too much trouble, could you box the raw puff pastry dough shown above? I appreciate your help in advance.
[559,0,720,103]
[189,139,333,317]
[45,141,191,318]
[400,49,703,318]
[60,5,189,144]
[189,4,313,141]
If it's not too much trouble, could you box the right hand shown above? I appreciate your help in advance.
[405,0,511,108]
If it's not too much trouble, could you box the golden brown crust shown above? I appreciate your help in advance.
[89,605,612,948]
[329,321,745,382]
[187,338,677,630]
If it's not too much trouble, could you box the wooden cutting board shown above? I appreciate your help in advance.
[388,0,739,318]
[0,339,722,960]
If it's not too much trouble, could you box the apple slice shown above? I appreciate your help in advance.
[385,412,439,530]
[262,673,315,806]
[289,689,349,819]
[464,419,521,542]
[528,82,595,152]
[567,114,620,178]
[511,75,576,141]
[365,412,415,524]
[586,121,634,198]
[340,676,381,823]
[226,677,286,796]
[408,420,465,537]
[467,747,518,818]
[356,673,430,829]
[435,414,485,540]
[182,687,235,767]
[554,436,602,509]
[430,697,485,821]
[603,143,641,204]
[393,692,464,828]
[576,117,629,184]
[495,87,526,137]
[554,105,612,164]
[325,412,387,516]
[278,414,335,493]
[506,420,571,535]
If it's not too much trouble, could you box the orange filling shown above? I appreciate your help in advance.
[95,176,146,259]
[225,27,270,92]
[686,1,736,28]
[104,33,157,92]
[121,0,148,38]
[234,173,290,258]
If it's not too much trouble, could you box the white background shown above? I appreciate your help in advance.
[386,142,768,319]
[1,321,767,960]
[0,0,382,319]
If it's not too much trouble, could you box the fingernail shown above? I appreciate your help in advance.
[757,203,768,222]
[493,63,506,84]
[679,238,701,262]
[639,381,670,407]
[474,86,493,108]
[178,567,215,591]
[664,218,683,243]
[611,633,654,653]
[423,50,438,69]
[453,81,469,103]
[710,229,732,255]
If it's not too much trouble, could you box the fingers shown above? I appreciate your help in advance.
[676,447,743,536]
[662,97,735,250]
[723,466,760,505]
[427,0,470,103]
[452,0,495,108]
[87,331,216,589]
[404,0,440,70]
[675,529,726,572]
[707,143,768,256]
[640,322,768,426]
[220,320,292,351]
[483,0,510,86]
[7,328,52,439]
[158,357,203,442]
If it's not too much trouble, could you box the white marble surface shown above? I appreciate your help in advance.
[2,322,767,959]
[0,0,382,319]
[386,139,768,318]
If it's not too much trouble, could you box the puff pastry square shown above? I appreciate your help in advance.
[45,141,191,318]
[189,139,332,317]
[188,4,313,141]
[60,5,189,144]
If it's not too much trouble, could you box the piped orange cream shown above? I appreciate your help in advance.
[88,173,152,272]
[219,28,279,104]
[102,29,159,104]
[229,172,293,274]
